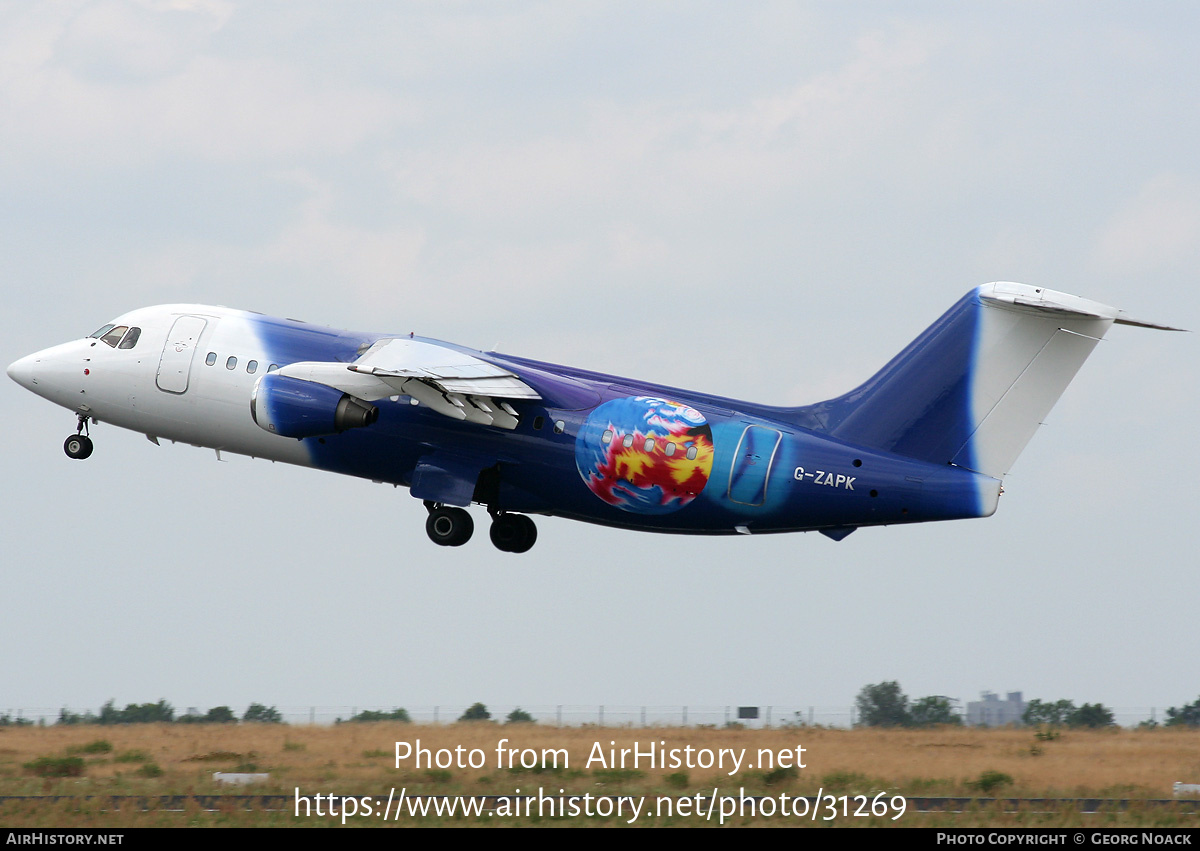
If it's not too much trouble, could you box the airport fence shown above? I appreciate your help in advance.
[0,704,1169,728]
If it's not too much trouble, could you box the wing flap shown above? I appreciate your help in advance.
[351,338,541,399]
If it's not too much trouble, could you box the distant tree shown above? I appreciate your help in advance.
[506,708,535,724]
[56,708,97,725]
[348,708,411,723]
[204,706,237,724]
[243,703,283,724]
[101,700,173,724]
[459,702,492,722]
[910,696,963,727]
[1165,696,1200,727]
[855,682,911,727]
[144,700,175,723]
[1022,699,1076,726]
[1067,703,1115,728]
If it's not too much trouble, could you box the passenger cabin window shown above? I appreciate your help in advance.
[267,364,279,373]
[99,326,128,348]
[117,327,141,349]
[686,446,698,460]
[226,356,237,370]
[246,360,258,374]
[554,420,566,435]
[206,352,217,366]
[601,429,613,445]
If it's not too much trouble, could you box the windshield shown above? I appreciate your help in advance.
[88,323,141,349]
[99,326,128,347]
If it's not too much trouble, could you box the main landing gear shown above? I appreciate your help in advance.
[422,502,538,553]
[64,415,93,460]
[424,502,474,547]
[488,511,537,553]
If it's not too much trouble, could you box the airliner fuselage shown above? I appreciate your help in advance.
[9,284,1173,553]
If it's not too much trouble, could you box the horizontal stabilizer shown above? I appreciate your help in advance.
[1114,315,1188,332]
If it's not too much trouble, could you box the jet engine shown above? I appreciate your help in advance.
[250,373,378,438]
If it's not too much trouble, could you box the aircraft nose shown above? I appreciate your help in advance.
[7,353,38,391]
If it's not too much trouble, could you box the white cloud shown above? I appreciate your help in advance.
[1092,173,1200,277]
[256,174,428,309]
[0,2,405,171]
[57,0,233,81]
[387,25,943,226]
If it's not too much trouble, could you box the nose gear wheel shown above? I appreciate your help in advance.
[64,415,93,459]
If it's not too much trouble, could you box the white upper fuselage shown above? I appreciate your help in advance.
[8,304,311,466]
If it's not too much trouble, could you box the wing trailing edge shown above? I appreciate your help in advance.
[277,338,540,430]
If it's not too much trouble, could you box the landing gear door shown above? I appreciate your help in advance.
[156,316,208,394]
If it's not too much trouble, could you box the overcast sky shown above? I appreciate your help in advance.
[2,1,1197,724]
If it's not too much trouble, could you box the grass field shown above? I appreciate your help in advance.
[2,723,1198,827]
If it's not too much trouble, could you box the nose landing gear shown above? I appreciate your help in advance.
[64,415,93,460]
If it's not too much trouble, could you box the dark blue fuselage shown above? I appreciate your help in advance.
[250,313,997,537]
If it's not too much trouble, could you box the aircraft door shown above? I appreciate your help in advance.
[727,425,783,506]
[156,316,208,394]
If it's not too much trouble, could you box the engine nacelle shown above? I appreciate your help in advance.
[251,373,378,438]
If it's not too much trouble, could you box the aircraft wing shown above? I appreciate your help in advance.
[277,338,541,429]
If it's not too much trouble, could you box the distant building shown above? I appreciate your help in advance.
[967,691,1025,726]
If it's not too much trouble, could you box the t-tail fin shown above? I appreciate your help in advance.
[794,282,1182,479]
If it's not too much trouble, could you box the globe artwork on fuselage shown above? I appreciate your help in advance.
[575,396,714,514]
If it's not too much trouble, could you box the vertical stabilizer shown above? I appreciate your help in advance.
[795,283,1141,479]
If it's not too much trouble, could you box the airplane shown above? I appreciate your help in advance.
[7,282,1180,554]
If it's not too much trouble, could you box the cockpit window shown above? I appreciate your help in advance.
[89,324,116,340]
[99,326,128,348]
[117,327,141,349]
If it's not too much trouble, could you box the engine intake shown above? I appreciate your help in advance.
[251,373,378,438]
